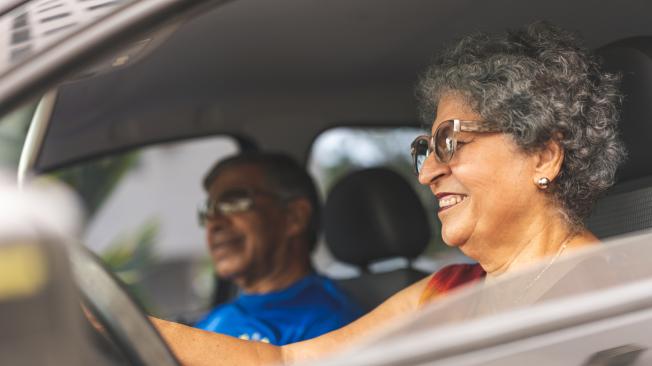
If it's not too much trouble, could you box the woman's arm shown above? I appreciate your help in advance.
[154,275,431,365]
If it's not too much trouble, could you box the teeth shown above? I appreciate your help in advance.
[439,195,465,208]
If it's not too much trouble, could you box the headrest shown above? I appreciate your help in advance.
[323,167,430,268]
[597,37,652,182]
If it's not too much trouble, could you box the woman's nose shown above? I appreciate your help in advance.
[418,153,449,186]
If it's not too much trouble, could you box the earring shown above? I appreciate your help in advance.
[536,177,550,189]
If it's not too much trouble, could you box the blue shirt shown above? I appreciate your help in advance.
[195,274,362,345]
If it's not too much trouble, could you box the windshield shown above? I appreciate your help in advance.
[0,0,133,79]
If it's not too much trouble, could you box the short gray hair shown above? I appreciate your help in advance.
[417,22,626,227]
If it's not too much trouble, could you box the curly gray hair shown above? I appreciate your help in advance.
[417,22,626,227]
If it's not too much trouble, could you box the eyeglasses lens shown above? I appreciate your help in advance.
[411,136,430,174]
[434,121,454,163]
[198,189,254,226]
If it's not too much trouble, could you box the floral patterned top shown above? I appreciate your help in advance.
[419,263,486,306]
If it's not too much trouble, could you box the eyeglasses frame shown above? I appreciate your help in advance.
[197,189,284,226]
[411,119,502,174]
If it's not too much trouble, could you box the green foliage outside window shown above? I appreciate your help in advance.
[52,152,160,311]
[0,102,37,170]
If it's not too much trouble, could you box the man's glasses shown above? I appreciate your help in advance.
[410,119,502,174]
[197,188,279,226]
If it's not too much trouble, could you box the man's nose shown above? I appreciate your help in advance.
[417,153,450,186]
[204,213,231,232]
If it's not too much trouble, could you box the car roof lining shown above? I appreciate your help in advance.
[27,0,652,170]
[35,81,419,171]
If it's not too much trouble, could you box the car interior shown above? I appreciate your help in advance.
[323,167,431,311]
[5,0,652,364]
[16,0,652,313]
[586,37,652,238]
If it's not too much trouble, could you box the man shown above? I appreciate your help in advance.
[194,152,361,345]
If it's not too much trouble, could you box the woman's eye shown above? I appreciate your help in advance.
[457,136,475,146]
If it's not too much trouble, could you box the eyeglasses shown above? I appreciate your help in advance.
[197,188,280,226]
[410,119,502,174]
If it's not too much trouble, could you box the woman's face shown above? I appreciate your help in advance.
[418,93,542,259]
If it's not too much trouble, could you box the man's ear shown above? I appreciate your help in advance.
[533,139,564,184]
[284,198,312,237]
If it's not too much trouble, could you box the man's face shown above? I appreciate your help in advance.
[204,164,289,286]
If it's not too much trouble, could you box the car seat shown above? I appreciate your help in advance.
[323,167,431,312]
[586,37,652,238]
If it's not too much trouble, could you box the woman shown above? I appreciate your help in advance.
[154,22,625,365]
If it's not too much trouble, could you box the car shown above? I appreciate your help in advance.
[3,0,652,365]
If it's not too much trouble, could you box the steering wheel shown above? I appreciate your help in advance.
[68,243,179,366]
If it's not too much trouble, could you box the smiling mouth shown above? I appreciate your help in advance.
[209,236,244,257]
[437,194,467,212]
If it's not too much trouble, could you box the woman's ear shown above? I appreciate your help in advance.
[284,198,312,238]
[533,139,564,184]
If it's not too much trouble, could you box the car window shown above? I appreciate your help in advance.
[0,101,36,170]
[49,136,239,318]
[308,127,470,276]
